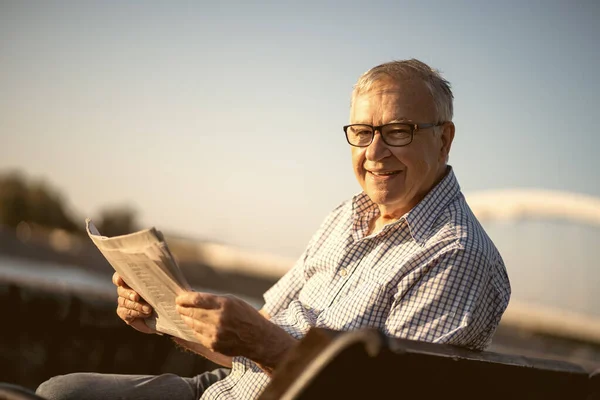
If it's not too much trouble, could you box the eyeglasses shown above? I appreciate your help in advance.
[343,122,444,147]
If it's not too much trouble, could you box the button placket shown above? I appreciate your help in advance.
[326,239,374,308]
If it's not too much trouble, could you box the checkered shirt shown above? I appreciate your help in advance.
[201,167,511,399]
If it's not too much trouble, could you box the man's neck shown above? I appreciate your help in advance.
[367,213,402,236]
[366,165,450,236]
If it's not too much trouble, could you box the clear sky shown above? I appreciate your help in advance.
[1,0,599,261]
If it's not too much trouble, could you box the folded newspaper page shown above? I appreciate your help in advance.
[86,219,200,344]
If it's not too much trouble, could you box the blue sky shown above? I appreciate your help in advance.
[1,0,599,261]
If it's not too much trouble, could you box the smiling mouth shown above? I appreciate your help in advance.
[368,170,402,177]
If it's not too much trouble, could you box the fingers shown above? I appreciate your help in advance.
[111,272,120,286]
[116,285,152,312]
[112,272,129,288]
[177,314,217,349]
[117,305,147,322]
[176,304,213,321]
[176,291,220,309]
[115,282,152,325]
[175,292,221,340]
[117,285,140,302]
[178,312,211,332]
[112,274,157,336]
[118,295,152,314]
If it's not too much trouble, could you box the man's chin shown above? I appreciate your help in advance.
[365,191,407,208]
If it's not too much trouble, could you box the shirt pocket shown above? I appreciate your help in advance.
[316,280,391,331]
[303,252,344,281]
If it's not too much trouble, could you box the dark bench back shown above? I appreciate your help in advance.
[260,328,590,400]
[590,370,600,400]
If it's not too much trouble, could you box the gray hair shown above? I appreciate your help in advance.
[351,59,454,122]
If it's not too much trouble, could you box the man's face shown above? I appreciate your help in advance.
[350,78,454,215]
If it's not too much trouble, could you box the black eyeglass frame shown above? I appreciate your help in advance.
[343,121,445,147]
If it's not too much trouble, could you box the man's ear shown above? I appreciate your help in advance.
[439,122,455,163]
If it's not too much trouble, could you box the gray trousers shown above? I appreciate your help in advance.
[35,368,230,400]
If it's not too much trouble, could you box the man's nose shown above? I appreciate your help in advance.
[365,131,392,161]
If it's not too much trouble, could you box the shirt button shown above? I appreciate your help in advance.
[304,304,311,310]
[339,268,348,277]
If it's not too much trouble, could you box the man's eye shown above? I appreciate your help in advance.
[387,129,411,137]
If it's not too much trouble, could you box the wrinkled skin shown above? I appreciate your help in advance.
[175,291,293,367]
[112,272,294,373]
[113,272,155,334]
[350,78,455,233]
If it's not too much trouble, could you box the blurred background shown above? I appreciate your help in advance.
[1,0,599,391]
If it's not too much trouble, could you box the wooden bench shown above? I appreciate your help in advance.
[260,328,592,400]
[590,369,600,400]
[0,328,596,399]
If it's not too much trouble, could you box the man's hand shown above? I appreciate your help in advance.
[112,272,156,335]
[175,292,296,374]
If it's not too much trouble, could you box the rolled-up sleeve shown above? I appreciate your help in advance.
[384,246,510,350]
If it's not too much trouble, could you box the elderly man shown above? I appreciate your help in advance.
[37,59,510,400]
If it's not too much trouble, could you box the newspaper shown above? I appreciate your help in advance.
[86,218,200,343]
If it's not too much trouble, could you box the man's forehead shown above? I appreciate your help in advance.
[350,79,434,122]
[355,79,429,100]
[352,87,426,110]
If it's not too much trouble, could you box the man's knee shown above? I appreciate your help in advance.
[36,373,92,400]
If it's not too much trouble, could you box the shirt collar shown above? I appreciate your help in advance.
[351,166,461,244]
[350,191,379,241]
[404,166,460,244]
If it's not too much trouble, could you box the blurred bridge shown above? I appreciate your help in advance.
[466,188,600,227]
